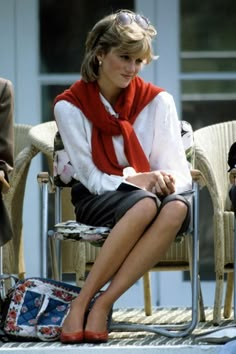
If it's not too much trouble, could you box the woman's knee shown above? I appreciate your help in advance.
[139,196,158,214]
[126,197,158,223]
[160,199,188,228]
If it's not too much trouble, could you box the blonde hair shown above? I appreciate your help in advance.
[81,10,157,82]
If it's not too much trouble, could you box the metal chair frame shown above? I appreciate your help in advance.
[37,170,201,338]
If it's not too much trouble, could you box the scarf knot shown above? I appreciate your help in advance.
[55,77,164,175]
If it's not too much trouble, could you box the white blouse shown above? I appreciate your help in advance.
[54,90,192,195]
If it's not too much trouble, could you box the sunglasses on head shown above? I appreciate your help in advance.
[92,11,150,49]
[115,11,150,30]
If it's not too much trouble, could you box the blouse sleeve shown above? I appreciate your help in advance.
[149,92,192,194]
[54,100,124,194]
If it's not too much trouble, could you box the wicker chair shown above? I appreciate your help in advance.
[1,124,38,282]
[29,120,205,337]
[28,121,86,284]
[194,120,236,325]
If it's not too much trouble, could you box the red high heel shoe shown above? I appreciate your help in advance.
[60,330,84,344]
[84,330,108,343]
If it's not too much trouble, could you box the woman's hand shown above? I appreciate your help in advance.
[125,171,175,196]
[154,171,175,196]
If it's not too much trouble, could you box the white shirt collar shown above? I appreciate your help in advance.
[99,93,119,118]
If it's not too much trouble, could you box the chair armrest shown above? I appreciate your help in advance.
[37,171,55,193]
[190,169,205,188]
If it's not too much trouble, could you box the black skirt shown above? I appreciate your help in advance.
[71,182,191,235]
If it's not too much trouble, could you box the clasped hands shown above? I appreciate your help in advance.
[125,170,176,197]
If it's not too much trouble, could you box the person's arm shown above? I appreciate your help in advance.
[122,92,192,195]
[54,100,125,195]
[150,92,192,194]
[0,78,14,192]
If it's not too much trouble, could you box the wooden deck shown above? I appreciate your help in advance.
[0,307,234,353]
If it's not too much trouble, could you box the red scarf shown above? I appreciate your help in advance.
[54,76,164,175]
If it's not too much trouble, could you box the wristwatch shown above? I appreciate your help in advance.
[123,167,136,178]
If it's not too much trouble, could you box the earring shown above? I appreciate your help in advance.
[99,60,102,66]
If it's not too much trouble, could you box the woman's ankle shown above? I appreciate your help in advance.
[85,299,111,333]
[62,301,86,333]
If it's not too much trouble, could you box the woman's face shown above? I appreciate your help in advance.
[97,48,144,99]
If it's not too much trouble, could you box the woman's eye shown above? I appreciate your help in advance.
[120,55,130,60]
[120,56,143,64]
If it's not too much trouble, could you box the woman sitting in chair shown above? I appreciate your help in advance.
[54,9,192,344]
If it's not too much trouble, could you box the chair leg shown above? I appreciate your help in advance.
[38,172,50,278]
[49,237,60,280]
[213,274,224,325]
[75,242,86,288]
[223,272,234,319]
[143,271,152,316]
[187,236,206,323]
[198,276,206,322]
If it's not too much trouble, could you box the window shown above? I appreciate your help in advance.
[180,0,236,130]
[39,0,134,122]
[180,0,236,279]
